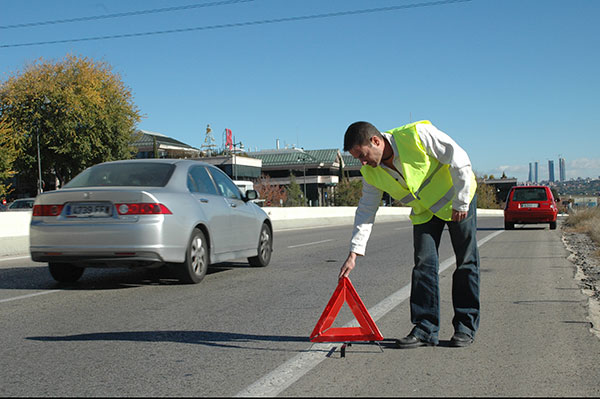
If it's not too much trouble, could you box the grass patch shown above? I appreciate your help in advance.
[564,207,600,256]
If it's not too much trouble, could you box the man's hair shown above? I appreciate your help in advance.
[343,121,382,152]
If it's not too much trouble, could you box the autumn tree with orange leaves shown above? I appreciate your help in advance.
[253,174,287,207]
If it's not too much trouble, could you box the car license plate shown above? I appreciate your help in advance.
[66,202,112,217]
[520,203,539,208]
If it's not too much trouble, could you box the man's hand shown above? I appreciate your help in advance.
[339,252,358,279]
[452,209,468,222]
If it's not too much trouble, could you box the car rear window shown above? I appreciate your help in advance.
[64,163,175,188]
[9,200,33,209]
[512,188,548,202]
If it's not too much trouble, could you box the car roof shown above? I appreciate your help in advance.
[97,158,211,166]
[512,185,550,189]
[88,159,220,172]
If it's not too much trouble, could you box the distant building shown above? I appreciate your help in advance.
[481,177,518,204]
[200,155,262,181]
[559,157,566,181]
[569,196,598,208]
[534,161,539,183]
[548,160,555,182]
[249,148,343,207]
[528,163,533,182]
[131,130,200,159]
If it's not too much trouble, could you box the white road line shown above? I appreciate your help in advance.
[235,229,504,397]
[287,239,333,249]
[0,256,59,304]
[0,290,61,304]
[277,225,347,232]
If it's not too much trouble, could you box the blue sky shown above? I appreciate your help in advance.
[1,0,599,183]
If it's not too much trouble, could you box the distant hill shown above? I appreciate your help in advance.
[553,179,600,196]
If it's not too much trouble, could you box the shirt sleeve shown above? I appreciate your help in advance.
[349,177,383,256]
[416,123,474,212]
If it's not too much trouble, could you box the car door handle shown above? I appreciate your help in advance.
[229,202,237,208]
[198,198,209,203]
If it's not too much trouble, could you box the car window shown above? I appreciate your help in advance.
[64,163,175,188]
[512,188,548,202]
[187,166,218,195]
[9,200,33,209]
[208,167,242,200]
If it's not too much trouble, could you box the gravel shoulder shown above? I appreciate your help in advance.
[562,226,600,338]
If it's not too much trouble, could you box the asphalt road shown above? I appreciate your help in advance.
[1,217,599,397]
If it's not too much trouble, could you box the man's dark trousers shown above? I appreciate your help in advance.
[408,195,480,344]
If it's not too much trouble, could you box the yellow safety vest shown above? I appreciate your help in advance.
[360,121,477,225]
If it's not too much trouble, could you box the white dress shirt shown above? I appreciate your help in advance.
[349,122,474,256]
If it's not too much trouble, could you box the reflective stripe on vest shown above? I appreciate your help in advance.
[360,121,476,225]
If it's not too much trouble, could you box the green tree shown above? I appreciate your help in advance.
[285,174,304,206]
[334,177,362,206]
[476,181,501,209]
[0,54,142,190]
[0,119,18,198]
[152,135,159,158]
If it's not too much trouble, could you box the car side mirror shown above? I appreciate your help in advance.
[244,189,258,202]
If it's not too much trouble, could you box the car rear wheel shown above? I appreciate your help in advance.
[248,223,272,267]
[504,221,514,230]
[177,228,209,284]
[550,221,557,230]
[48,262,84,283]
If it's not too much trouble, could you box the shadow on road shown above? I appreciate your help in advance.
[0,261,250,291]
[27,330,310,350]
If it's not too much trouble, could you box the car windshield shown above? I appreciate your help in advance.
[64,163,175,188]
[512,188,548,202]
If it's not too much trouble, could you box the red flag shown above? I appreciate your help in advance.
[225,129,233,150]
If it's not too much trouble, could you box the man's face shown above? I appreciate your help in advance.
[349,137,383,168]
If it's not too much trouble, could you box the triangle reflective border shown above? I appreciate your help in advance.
[310,277,384,342]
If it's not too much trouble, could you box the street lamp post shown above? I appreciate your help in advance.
[37,96,50,194]
[296,151,308,206]
[36,131,42,194]
[232,139,243,180]
[302,158,306,204]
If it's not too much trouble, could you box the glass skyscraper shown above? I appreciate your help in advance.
[559,157,566,181]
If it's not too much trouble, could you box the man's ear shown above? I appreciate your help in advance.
[370,135,382,147]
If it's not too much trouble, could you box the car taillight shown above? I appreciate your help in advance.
[115,203,172,215]
[32,204,64,216]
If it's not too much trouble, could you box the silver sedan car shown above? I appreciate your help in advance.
[30,159,273,284]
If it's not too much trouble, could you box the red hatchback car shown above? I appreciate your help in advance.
[504,185,558,230]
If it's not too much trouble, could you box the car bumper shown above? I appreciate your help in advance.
[504,210,557,223]
[29,216,188,265]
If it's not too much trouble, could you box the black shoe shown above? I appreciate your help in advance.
[395,334,436,349]
[450,332,473,347]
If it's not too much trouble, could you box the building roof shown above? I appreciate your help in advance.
[131,130,198,150]
[248,148,341,167]
[341,152,361,169]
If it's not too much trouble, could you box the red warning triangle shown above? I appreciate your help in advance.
[310,277,383,343]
